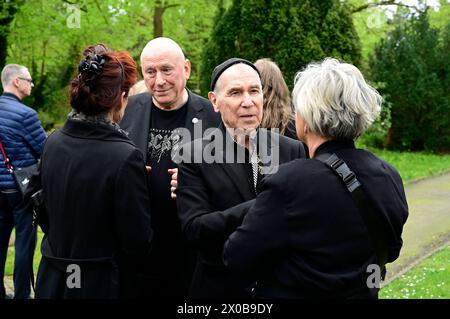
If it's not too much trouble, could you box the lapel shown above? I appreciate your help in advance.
[208,124,255,201]
[220,162,254,201]
[183,90,204,135]
[121,93,151,161]
[256,128,282,174]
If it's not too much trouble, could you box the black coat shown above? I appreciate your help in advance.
[119,90,221,297]
[223,140,409,299]
[31,119,153,299]
[176,125,306,298]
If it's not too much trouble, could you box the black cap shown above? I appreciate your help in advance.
[210,57,261,91]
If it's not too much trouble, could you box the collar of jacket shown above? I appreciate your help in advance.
[136,89,205,130]
[315,140,355,157]
[201,123,266,163]
[1,92,22,103]
[139,89,204,114]
[61,118,136,146]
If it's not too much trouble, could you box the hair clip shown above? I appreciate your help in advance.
[78,53,105,88]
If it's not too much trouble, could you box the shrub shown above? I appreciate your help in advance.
[200,0,361,95]
[369,11,450,152]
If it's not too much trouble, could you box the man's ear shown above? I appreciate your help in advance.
[208,91,220,113]
[12,77,20,88]
[184,59,191,80]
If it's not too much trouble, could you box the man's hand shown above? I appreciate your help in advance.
[168,168,178,200]
[145,165,152,174]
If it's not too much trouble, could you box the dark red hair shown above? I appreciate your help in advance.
[70,44,138,115]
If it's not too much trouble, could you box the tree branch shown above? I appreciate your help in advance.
[164,4,180,10]
[351,1,423,14]
[62,0,87,13]
[93,0,110,25]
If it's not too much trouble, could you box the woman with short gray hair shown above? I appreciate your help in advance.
[224,58,408,299]
[293,58,381,147]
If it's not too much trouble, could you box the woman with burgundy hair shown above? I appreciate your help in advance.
[29,44,153,298]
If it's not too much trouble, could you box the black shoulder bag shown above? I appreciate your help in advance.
[315,153,389,269]
[0,139,39,198]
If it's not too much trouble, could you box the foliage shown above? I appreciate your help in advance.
[349,0,395,67]
[350,0,450,67]
[160,0,226,94]
[380,246,450,299]
[357,90,392,149]
[200,0,361,95]
[358,144,450,182]
[0,0,24,69]
[369,11,450,151]
[5,0,224,128]
[429,0,450,30]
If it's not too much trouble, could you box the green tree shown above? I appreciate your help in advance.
[429,0,450,29]
[369,11,450,151]
[5,0,222,128]
[200,0,361,95]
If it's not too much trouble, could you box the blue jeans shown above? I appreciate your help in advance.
[0,190,36,299]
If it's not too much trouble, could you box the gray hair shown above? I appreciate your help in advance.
[292,58,381,140]
[1,64,28,88]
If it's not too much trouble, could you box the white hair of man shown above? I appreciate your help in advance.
[292,58,382,140]
[1,64,28,88]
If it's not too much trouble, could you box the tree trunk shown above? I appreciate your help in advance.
[153,0,165,38]
[0,1,23,70]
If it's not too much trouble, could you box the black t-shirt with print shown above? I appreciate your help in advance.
[145,102,188,297]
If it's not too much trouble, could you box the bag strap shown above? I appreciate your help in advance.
[315,153,388,269]
[0,140,14,173]
[29,226,37,295]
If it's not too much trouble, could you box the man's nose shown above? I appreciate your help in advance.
[241,92,254,107]
[155,72,166,86]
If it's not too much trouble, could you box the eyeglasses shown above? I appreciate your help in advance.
[18,77,33,84]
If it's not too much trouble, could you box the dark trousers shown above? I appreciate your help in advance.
[0,190,36,299]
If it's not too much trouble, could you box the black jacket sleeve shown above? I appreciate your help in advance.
[223,175,289,273]
[177,161,255,251]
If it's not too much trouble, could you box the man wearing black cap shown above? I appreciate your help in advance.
[175,58,306,298]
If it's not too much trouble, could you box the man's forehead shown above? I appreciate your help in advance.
[141,50,184,67]
[141,40,185,64]
[220,64,261,88]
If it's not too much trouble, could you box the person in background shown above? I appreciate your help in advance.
[224,58,408,299]
[128,79,147,97]
[0,64,46,299]
[254,58,297,140]
[28,44,153,298]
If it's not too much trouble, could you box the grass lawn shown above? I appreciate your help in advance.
[5,228,44,276]
[357,145,450,183]
[380,246,450,299]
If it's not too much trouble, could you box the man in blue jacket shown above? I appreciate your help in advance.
[0,64,46,299]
